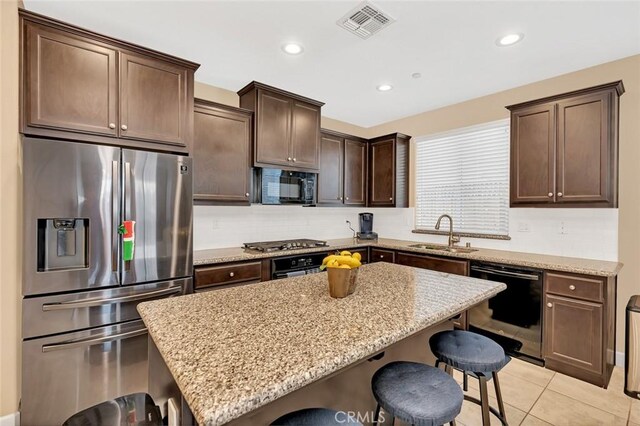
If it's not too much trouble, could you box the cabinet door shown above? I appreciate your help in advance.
[255,90,292,167]
[318,134,344,204]
[120,52,189,146]
[510,104,556,205]
[23,22,118,136]
[395,253,469,276]
[544,294,603,375]
[557,92,612,205]
[369,139,395,207]
[344,139,367,206]
[193,105,251,203]
[291,101,321,170]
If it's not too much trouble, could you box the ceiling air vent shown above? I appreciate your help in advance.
[337,1,396,40]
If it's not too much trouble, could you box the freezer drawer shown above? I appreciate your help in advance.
[23,278,190,339]
[22,320,149,426]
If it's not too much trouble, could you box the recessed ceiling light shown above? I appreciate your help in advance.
[282,42,304,55]
[377,84,393,92]
[496,33,524,46]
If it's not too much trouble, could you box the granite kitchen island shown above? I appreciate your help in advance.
[138,262,506,426]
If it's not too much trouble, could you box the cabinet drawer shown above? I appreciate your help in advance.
[371,249,395,263]
[396,253,469,276]
[545,271,604,302]
[195,262,262,289]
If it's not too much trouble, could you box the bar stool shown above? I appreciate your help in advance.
[371,361,463,426]
[429,330,510,426]
[271,408,362,425]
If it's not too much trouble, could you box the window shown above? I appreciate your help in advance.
[414,119,510,237]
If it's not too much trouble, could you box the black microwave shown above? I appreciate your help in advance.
[255,168,316,205]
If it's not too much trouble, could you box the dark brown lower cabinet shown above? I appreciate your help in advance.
[543,271,614,387]
[194,260,270,291]
[370,249,395,263]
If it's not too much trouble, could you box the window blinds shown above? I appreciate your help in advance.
[414,119,510,236]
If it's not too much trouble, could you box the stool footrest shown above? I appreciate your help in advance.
[462,395,508,426]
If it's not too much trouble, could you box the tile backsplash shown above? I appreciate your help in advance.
[193,205,618,261]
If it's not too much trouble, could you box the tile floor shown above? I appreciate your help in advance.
[449,358,640,426]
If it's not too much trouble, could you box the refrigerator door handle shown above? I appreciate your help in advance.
[123,161,132,271]
[112,160,120,273]
[41,285,182,312]
[41,327,147,353]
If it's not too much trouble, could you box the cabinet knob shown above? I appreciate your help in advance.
[245,192,250,197]
[339,197,343,201]
[345,197,349,201]
[109,123,116,129]
[292,158,297,162]
[389,197,393,201]
[557,192,563,197]
[569,285,576,291]
[380,255,384,258]
[548,192,553,197]
[287,157,292,161]
[121,124,128,131]
[547,302,553,308]
[229,272,235,277]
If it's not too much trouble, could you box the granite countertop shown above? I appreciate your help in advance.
[193,238,623,277]
[137,263,506,426]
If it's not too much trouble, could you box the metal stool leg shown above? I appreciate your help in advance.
[463,371,468,392]
[478,375,491,426]
[373,404,381,426]
[492,371,507,422]
[450,420,457,426]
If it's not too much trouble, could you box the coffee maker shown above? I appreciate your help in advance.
[357,212,378,240]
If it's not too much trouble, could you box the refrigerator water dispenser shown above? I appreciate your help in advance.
[37,218,89,272]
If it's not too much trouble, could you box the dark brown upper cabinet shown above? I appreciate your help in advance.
[19,9,198,154]
[193,99,253,204]
[238,82,323,172]
[369,133,411,207]
[318,129,368,206]
[507,81,624,207]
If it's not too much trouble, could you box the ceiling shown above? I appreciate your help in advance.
[24,1,640,128]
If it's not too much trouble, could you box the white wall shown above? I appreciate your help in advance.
[194,206,618,261]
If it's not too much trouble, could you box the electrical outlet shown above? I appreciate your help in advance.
[517,222,531,232]
[558,221,567,234]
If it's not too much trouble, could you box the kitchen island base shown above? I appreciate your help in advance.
[149,320,453,425]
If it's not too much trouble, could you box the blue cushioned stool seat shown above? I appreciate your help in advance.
[271,408,362,425]
[429,330,510,374]
[371,361,463,426]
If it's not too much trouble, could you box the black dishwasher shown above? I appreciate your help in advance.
[469,262,544,364]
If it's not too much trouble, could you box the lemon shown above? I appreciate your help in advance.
[352,252,362,261]
[340,250,352,257]
[338,264,351,269]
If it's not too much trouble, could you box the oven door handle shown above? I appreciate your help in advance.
[471,266,540,281]
[41,327,147,353]
[41,286,182,311]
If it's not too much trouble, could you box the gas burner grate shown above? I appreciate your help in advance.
[243,239,328,253]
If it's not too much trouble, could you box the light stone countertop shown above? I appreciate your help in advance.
[194,238,622,277]
[137,262,507,426]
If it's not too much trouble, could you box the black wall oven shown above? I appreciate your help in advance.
[469,262,544,364]
[256,168,316,205]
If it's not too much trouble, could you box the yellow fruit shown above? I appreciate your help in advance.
[327,259,340,268]
[340,250,352,256]
[322,255,337,265]
[335,256,361,268]
[338,264,351,269]
[352,252,362,261]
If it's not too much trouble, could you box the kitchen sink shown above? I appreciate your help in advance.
[408,243,478,254]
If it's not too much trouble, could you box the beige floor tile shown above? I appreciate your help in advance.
[530,389,627,426]
[502,358,555,387]
[465,370,545,412]
[631,398,640,424]
[546,370,632,418]
[455,395,526,426]
[520,415,553,426]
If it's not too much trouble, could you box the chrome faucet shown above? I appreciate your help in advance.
[346,220,357,239]
[435,214,460,247]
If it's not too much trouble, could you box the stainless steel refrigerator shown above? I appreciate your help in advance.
[21,137,193,426]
